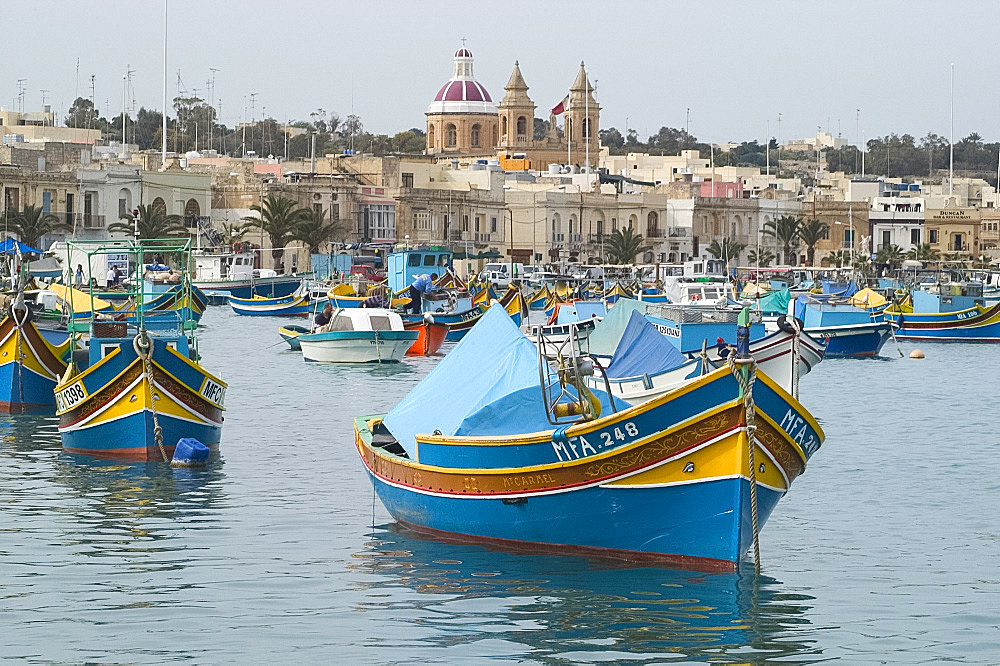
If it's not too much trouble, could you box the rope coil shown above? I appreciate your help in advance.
[728,353,761,575]
[134,332,168,462]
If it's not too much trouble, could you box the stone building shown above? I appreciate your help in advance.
[425,48,498,157]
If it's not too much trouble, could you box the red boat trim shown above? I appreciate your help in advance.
[394,519,739,572]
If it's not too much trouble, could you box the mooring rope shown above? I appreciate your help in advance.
[728,353,761,575]
[133,331,167,462]
[12,306,27,412]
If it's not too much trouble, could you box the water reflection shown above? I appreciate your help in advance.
[350,525,822,662]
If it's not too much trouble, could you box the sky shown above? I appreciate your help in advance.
[2,0,994,146]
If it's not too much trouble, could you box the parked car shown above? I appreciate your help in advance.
[350,264,385,281]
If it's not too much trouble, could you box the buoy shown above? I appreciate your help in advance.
[171,437,210,467]
[909,349,925,359]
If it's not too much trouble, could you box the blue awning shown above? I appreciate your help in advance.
[0,238,43,256]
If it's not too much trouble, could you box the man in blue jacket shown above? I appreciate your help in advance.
[407,273,438,313]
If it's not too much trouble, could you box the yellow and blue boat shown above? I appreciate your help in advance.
[528,284,552,310]
[229,291,310,317]
[0,294,74,413]
[355,305,824,571]
[55,238,226,461]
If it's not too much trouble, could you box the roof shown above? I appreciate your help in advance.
[427,46,497,116]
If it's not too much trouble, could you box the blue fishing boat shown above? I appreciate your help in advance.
[355,305,824,571]
[643,300,767,353]
[55,239,226,461]
[0,266,74,412]
[793,294,893,357]
[229,288,310,316]
[886,284,1000,341]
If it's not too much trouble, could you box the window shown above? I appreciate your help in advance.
[501,116,508,140]
[42,191,52,215]
[151,197,166,216]
[370,315,392,331]
[929,229,938,243]
[516,116,527,137]
[596,220,604,235]
[402,172,414,188]
[462,215,469,232]
[4,187,20,211]
[414,210,430,230]
[490,216,497,233]
[185,198,201,228]
[844,229,855,248]
[428,125,435,147]
[475,216,481,233]
[360,203,396,240]
[445,124,457,147]
[423,254,436,266]
[882,230,891,246]
[408,254,421,267]
[611,217,617,232]
[313,203,323,218]
[470,125,481,148]
[646,211,659,237]
[332,204,339,220]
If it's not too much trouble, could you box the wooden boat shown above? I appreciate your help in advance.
[791,294,893,357]
[229,291,310,317]
[0,272,75,413]
[401,286,526,341]
[883,286,1000,341]
[193,247,310,299]
[403,318,449,356]
[329,283,408,309]
[355,305,824,571]
[278,324,310,350]
[299,309,418,363]
[528,284,552,310]
[56,239,226,461]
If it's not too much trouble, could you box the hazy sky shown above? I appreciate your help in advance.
[2,0,993,146]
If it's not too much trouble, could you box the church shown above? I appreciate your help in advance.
[425,47,601,169]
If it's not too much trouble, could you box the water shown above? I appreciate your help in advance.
[1,309,998,662]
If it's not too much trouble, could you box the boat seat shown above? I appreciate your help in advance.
[371,421,408,458]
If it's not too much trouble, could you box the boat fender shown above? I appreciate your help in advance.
[423,312,435,324]
[776,315,805,335]
[171,438,210,468]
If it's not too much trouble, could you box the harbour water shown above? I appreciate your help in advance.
[1,309,997,662]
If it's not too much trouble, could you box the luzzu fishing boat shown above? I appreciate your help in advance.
[403,318,449,356]
[885,284,1000,341]
[791,294,894,357]
[55,239,226,461]
[229,286,310,316]
[355,304,824,570]
[0,264,74,412]
[401,285,527,341]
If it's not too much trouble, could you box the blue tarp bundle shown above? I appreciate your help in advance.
[588,298,648,356]
[819,280,860,297]
[0,238,43,256]
[383,303,622,456]
[605,311,688,380]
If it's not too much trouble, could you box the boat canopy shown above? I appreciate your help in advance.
[588,298,647,356]
[849,288,887,308]
[756,288,791,315]
[0,238,43,255]
[47,283,113,313]
[383,304,619,455]
[605,311,688,380]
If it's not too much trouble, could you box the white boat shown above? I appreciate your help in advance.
[193,249,311,300]
[298,309,418,363]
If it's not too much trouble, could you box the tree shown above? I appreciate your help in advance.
[706,238,747,267]
[291,207,350,255]
[747,248,775,268]
[825,250,850,268]
[220,222,252,247]
[763,215,802,265]
[798,218,830,266]
[599,127,625,152]
[605,225,647,264]
[66,97,100,129]
[242,195,308,273]
[906,243,939,261]
[875,243,904,268]
[108,204,187,238]
[6,205,71,249]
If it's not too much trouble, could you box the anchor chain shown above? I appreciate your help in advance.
[728,353,762,575]
[134,332,168,462]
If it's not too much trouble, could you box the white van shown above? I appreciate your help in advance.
[480,262,525,288]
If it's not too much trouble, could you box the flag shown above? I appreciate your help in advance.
[551,96,569,116]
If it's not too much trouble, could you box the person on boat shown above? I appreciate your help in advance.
[716,336,730,359]
[74,264,85,289]
[314,302,334,329]
[407,273,438,314]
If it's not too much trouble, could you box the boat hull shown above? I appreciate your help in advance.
[278,325,309,351]
[404,321,448,356]
[300,331,418,363]
[0,311,71,412]
[229,294,310,317]
[56,338,225,461]
[887,303,1000,341]
[807,322,893,357]
[194,274,309,300]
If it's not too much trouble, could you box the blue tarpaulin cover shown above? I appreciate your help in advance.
[588,298,648,356]
[756,288,791,315]
[0,238,43,255]
[819,280,859,297]
[605,311,688,380]
[383,304,623,456]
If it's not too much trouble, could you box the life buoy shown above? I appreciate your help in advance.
[690,294,701,302]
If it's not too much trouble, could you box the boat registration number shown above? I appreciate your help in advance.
[55,381,87,412]
[200,378,226,408]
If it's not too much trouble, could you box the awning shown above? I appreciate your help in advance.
[0,238,43,256]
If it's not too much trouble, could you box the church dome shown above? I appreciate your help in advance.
[427,47,496,115]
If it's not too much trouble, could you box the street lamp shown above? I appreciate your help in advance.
[834,217,857,270]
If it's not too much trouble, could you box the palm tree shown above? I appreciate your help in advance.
[798,218,830,266]
[6,205,71,250]
[747,248,775,267]
[291,208,351,255]
[706,238,747,267]
[605,225,647,264]
[242,195,308,273]
[875,243,904,268]
[220,221,252,248]
[825,249,850,268]
[906,243,939,261]
[108,203,187,238]
[763,215,802,265]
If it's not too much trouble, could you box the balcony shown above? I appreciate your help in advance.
[551,232,565,243]
[569,233,583,243]
[646,227,664,238]
[475,233,493,242]
[667,227,690,237]
[588,233,605,244]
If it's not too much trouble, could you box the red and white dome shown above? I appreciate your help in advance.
[427,47,496,115]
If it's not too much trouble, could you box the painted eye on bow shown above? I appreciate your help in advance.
[683,462,694,473]
[759,463,766,473]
